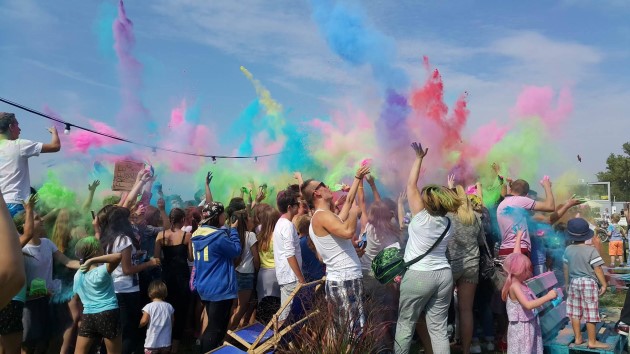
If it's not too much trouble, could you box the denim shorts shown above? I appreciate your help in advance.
[236,272,255,291]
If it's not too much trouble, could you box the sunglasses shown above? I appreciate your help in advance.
[311,182,327,197]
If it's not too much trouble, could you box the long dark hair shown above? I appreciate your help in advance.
[233,210,251,266]
[169,208,186,230]
[99,206,138,253]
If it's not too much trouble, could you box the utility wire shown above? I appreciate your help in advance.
[0,96,281,160]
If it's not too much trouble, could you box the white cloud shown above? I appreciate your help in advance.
[485,31,603,84]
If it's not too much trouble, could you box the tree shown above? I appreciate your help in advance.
[596,142,630,202]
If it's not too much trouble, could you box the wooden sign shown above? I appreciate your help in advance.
[112,161,144,191]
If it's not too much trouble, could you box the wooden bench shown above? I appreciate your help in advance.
[526,271,627,353]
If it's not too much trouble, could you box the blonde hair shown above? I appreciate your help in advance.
[51,209,72,253]
[612,213,621,223]
[454,186,475,225]
[421,185,462,217]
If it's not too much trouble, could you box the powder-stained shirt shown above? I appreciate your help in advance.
[496,196,536,251]
[563,244,604,284]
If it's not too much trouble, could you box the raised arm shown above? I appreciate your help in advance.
[122,170,150,208]
[533,177,555,212]
[0,191,26,307]
[318,205,361,240]
[338,165,370,221]
[41,126,61,153]
[294,172,305,195]
[205,172,214,203]
[397,190,407,230]
[82,180,100,211]
[546,198,581,225]
[357,178,368,233]
[407,142,428,215]
[366,174,381,202]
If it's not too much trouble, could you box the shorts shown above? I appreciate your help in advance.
[566,277,600,323]
[7,203,24,217]
[78,309,121,339]
[22,297,52,343]
[237,272,255,291]
[452,265,479,284]
[0,300,24,335]
[144,347,171,354]
[325,278,365,332]
[609,240,624,256]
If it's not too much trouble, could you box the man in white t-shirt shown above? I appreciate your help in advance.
[301,165,370,333]
[273,188,304,322]
[0,112,61,216]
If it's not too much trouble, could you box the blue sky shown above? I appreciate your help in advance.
[1,0,629,188]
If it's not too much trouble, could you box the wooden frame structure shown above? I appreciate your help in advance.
[209,278,325,354]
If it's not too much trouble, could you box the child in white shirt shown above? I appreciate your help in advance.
[140,280,174,354]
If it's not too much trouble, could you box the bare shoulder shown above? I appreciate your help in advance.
[311,210,335,236]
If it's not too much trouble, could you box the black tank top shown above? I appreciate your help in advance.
[161,230,190,277]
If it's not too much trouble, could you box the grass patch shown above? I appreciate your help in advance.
[600,288,627,307]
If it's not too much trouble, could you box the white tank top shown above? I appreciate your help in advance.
[309,209,362,281]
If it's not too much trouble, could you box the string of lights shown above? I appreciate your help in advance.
[0,96,281,161]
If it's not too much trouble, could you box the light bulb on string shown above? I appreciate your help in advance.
[64,123,71,135]
[212,156,217,164]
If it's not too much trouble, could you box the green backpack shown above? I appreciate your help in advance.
[372,218,451,284]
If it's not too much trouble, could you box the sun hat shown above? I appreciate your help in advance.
[565,217,594,242]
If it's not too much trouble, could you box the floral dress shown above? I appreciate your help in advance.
[506,285,543,354]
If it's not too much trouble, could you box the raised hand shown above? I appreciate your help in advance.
[24,194,38,211]
[366,174,375,185]
[540,175,552,189]
[491,162,500,174]
[140,170,152,183]
[355,165,370,179]
[256,187,266,202]
[157,198,165,210]
[206,171,213,185]
[447,174,455,189]
[411,142,428,158]
[293,171,302,181]
[47,126,58,135]
[88,180,100,192]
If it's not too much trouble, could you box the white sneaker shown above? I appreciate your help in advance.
[470,342,482,353]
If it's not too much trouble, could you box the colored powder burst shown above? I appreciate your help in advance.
[69,120,120,153]
[113,0,153,136]
[37,172,77,211]
[94,2,117,59]
[308,0,411,182]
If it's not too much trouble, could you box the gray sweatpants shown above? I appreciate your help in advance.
[394,268,453,354]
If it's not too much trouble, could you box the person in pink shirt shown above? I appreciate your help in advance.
[496,178,555,258]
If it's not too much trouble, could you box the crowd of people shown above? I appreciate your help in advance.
[1,110,630,354]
